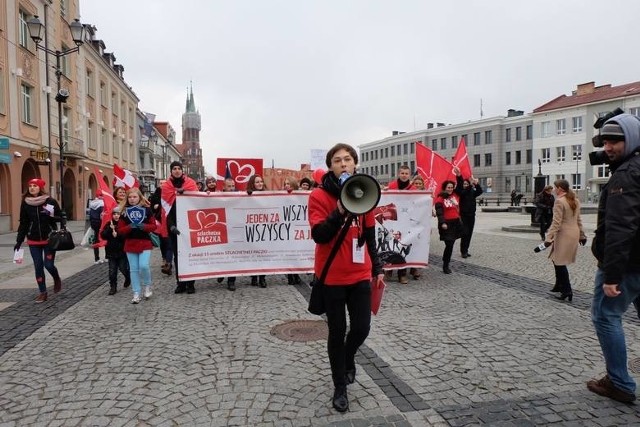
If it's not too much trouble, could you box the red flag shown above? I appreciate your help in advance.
[216,158,264,191]
[94,168,117,248]
[113,163,139,190]
[452,138,473,180]
[415,143,455,193]
[159,176,198,237]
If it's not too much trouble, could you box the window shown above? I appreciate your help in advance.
[21,84,33,124]
[473,154,481,167]
[86,70,95,97]
[473,132,481,146]
[374,150,377,160]
[556,146,565,162]
[60,45,70,75]
[384,147,388,157]
[87,121,95,149]
[390,146,395,156]
[391,163,395,177]
[451,135,458,149]
[379,148,384,159]
[113,136,119,158]
[526,125,533,140]
[461,134,468,144]
[440,137,446,150]
[100,82,107,106]
[506,152,511,165]
[485,130,492,144]
[541,148,551,163]
[572,173,581,190]
[515,151,522,165]
[363,152,368,162]
[0,70,5,114]
[596,164,610,178]
[516,126,522,141]
[19,10,30,48]
[630,107,640,116]
[101,128,108,154]
[556,119,566,135]
[410,142,415,154]
[505,177,512,191]
[572,144,582,161]
[111,92,117,111]
[431,139,437,150]
[541,121,551,137]
[396,144,401,156]
[410,160,415,172]
[62,107,70,144]
[484,153,492,166]
[526,149,532,164]
[506,128,511,142]
[403,143,408,155]
[572,116,583,133]
[385,164,389,175]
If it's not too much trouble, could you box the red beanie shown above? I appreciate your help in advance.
[28,178,46,191]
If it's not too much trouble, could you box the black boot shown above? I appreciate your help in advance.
[332,385,349,412]
[251,276,258,286]
[293,274,302,285]
[186,282,195,294]
[287,274,295,285]
[108,285,117,295]
[443,264,452,274]
[174,283,186,294]
[259,276,267,288]
[227,278,236,291]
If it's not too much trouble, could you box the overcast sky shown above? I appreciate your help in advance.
[80,0,640,170]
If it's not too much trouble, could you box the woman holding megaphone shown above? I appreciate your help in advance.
[308,143,384,413]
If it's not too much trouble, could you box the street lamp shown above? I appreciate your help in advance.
[27,15,85,217]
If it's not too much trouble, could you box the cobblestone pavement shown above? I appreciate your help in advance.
[1,211,640,426]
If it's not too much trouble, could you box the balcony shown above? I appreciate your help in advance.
[64,137,86,159]
[138,168,156,179]
[138,136,153,154]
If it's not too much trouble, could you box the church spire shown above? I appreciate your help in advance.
[185,80,196,113]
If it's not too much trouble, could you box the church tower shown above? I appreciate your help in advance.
[180,82,204,180]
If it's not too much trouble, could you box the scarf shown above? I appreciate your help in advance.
[24,195,49,207]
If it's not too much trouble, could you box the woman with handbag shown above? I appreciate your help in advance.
[308,143,384,413]
[14,178,64,303]
[116,187,156,304]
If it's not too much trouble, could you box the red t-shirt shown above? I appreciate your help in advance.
[434,193,461,220]
[308,188,375,285]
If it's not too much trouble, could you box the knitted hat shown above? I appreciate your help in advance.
[170,161,183,170]
[28,178,46,191]
[600,122,625,141]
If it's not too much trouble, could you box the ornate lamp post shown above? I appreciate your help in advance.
[27,15,85,216]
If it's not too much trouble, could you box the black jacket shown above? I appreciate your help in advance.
[455,176,483,216]
[100,219,127,259]
[16,197,62,245]
[534,191,554,219]
[592,153,640,283]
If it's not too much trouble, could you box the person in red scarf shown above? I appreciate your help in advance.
[434,167,463,274]
[161,161,198,294]
[14,178,65,303]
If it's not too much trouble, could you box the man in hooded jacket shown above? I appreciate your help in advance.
[588,113,640,403]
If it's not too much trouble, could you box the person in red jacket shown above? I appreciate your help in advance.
[117,187,157,304]
[434,170,462,274]
[308,143,384,413]
[385,165,415,283]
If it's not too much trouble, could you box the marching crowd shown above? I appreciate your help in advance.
[12,113,640,410]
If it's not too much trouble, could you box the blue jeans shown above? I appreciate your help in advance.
[592,268,640,394]
[126,251,152,295]
[29,245,60,293]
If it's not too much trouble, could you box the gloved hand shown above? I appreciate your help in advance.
[579,238,587,246]
[177,188,185,195]
[14,243,21,252]
[169,225,181,235]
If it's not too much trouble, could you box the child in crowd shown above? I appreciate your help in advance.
[100,207,131,295]
[117,188,156,304]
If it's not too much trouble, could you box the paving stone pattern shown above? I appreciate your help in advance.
[1,227,640,425]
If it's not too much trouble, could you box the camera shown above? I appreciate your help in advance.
[589,107,625,165]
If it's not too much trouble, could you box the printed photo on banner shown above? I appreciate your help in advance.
[174,191,432,281]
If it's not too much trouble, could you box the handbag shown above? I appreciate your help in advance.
[149,232,160,248]
[80,228,95,247]
[48,226,75,251]
[308,216,353,315]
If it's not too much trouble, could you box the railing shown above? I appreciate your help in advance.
[64,137,85,157]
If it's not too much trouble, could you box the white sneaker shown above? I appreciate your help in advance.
[94,259,101,265]
[143,286,152,300]
[131,293,141,304]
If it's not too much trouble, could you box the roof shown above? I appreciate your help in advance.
[533,81,640,113]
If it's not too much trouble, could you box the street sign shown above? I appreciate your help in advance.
[0,138,8,150]
[0,153,10,164]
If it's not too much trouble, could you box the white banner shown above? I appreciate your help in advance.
[175,191,432,281]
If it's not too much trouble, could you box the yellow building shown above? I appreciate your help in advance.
[0,0,138,231]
